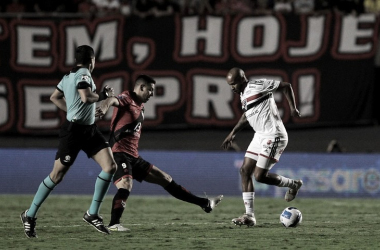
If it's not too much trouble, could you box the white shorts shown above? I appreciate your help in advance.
[245,133,288,170]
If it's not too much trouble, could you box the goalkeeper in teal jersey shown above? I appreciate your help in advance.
[20,45,117,238]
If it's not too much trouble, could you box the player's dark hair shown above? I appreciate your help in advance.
[135,74,156,86]
[75,45,95,65]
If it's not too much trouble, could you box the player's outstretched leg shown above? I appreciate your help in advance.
[20,210,38,238]
[161,179,223,213]
[285,180,303,202]
[231,214,256,227]
[202,195,224,213]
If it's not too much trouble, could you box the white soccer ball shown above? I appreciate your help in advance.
[280,207,302,228]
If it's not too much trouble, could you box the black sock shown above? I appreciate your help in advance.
[164,180,208,207]
[109,188,130,226]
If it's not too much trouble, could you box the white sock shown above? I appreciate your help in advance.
[242,192,254,216]
[278,176,295,188]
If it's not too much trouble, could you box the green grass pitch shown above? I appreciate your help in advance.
[2,195,380,249]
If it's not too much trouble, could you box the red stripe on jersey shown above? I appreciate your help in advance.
[246,93,263,102]
[246,150,258,156]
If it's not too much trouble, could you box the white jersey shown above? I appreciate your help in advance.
[240,79,287,138]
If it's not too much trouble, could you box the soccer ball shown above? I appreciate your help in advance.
[280,207,302,228]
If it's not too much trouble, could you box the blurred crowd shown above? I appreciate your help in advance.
[0,0,379,17]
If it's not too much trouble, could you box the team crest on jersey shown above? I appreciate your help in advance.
[81,75,90,82]
[63,155,71,163]
[267,140,272,145]
[263,145,271,154]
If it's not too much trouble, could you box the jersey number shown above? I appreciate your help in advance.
[134,122,142,133]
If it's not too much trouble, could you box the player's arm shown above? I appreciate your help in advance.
[277,81,301,118]
[95,96,120,119]
[221,113,249,150]
[50,88,67,112]
[78,84,114,104]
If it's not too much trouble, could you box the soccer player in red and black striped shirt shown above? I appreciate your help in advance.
[96,74,223,232]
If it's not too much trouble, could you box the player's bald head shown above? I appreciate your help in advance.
[227,67,246,84]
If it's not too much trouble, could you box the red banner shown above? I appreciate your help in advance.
[0,13,378,135]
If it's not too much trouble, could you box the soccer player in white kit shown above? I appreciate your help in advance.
[221,68,303,227]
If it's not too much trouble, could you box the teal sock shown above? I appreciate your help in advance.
[26,176,56,218]
[89,171,113,215]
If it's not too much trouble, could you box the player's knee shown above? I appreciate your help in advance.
[163,172,172,183]
[104,160,117,174]
[156,173,172,187]
[117,177,133,191]
[124,178,133,190]
[148,167,172,186]
[50,172,64,184]
[110,160,117,174]
[239,166,251,177]
[51,160,70,184]
[151,166,171,182]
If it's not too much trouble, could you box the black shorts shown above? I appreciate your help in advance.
[55,120,109,166]
[112,152,153,184]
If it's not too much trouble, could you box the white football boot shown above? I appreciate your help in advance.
[285,180,303,202]
[232,214,256,227]
[202,195,224,213]
[107,224,131,232]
